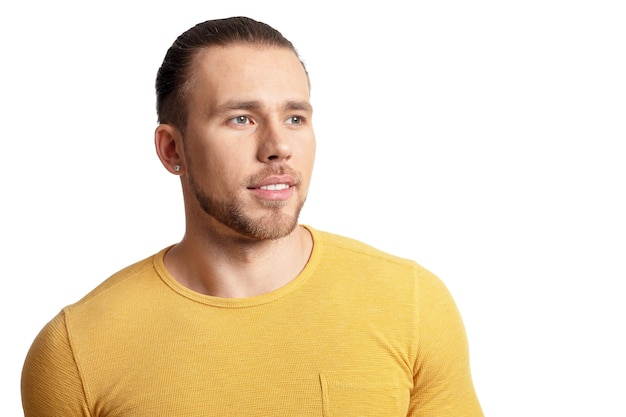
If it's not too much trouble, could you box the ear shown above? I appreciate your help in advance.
[155,124,184,175]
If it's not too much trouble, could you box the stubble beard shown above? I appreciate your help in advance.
[187,167,305,241]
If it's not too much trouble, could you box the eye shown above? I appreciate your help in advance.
[230,115,252,125]
[285,116,303,125]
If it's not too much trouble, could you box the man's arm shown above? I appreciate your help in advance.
[22,311,91,417]
[408,271,483,417]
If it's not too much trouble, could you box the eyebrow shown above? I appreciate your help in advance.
[216,100,313,114]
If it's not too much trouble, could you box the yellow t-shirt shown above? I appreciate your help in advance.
[22,227,482,416]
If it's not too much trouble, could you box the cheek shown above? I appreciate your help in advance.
[303,141,316,172]
[296,134,316,162]
[191,141,247,174]
[298,154,316,191]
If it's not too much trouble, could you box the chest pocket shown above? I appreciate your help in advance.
[320,372,401,417]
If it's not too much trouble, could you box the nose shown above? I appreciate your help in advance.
[257,122,292,163]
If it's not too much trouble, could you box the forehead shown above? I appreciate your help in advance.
[187,44,310,106]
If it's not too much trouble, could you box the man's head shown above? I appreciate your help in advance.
[154,17,315,241]
[156,16,308,133]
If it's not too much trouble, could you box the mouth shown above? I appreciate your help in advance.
[259,183,291,191]
[248,175,297,201]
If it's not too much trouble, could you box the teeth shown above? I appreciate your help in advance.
[260,183,289,191]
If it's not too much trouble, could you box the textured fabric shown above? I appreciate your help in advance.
[22,226,483,416]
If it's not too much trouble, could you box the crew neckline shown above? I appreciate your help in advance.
[152,225,322,308]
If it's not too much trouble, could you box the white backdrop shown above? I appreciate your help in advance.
[2,1,625,415]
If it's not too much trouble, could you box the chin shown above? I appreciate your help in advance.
[241,199,304,240]
[243,213,299,240]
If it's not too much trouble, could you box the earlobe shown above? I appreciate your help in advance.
[155,124,184,175]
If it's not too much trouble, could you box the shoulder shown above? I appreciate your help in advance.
[51,248,171,333]
[311,227,429,275]
[23,250,165,359]
[315,228,413,263]
[71,248,167,305]
[307,226,442,293]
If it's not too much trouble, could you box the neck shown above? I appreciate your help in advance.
[164,224,312,298]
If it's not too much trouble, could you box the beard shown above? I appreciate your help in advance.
[187,165,305,241]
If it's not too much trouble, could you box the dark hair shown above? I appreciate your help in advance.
[155,16,308,132]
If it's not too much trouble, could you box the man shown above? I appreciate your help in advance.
[21,16,483,416]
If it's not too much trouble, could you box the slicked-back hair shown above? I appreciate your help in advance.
[155,16,308,133]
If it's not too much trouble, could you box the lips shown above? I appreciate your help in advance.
[248,175,297,201]
[249,174,297,190]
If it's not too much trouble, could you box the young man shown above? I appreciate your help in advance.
[22,17,483,416]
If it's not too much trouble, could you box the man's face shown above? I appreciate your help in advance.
[181,44,315,240]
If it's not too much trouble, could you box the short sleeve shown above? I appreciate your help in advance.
[408,270,483,417]
[21,311,91,417]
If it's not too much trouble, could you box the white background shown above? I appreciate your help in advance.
[2,1,625,415]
